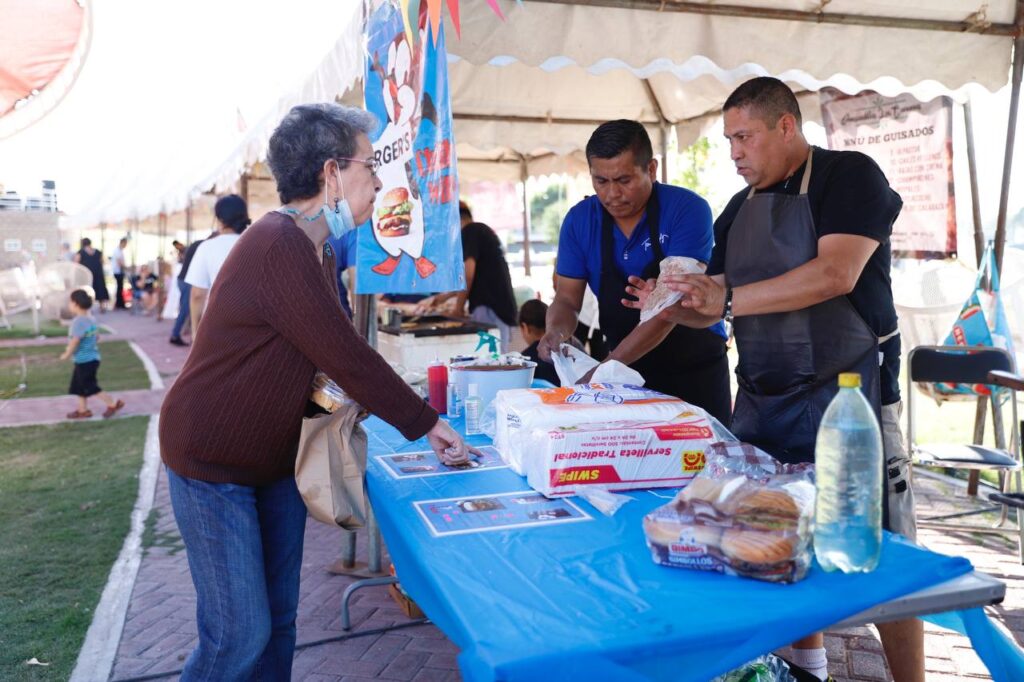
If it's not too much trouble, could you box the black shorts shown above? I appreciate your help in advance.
[70,360,102,397]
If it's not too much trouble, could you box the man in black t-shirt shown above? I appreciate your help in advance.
[625,77,921,682]
[169,232,213,346]
[431,203,517,351]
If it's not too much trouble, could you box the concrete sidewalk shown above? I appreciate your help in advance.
[5,308,1022,681]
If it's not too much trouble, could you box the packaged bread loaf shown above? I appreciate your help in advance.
[310,371,364,415]
[643,442,815,583]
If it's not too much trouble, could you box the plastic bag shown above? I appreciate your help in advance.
[711,654,796,682]
[551,343,645,386]
[639,256,706,324]
[643,441,816,583]
[578,488,633,516]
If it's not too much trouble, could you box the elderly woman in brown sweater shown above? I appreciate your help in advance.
[159,103,472,681]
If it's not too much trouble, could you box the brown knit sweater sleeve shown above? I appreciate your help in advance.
[260,229,437,441]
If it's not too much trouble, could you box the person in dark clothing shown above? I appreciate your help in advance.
[518,299,559,385]
[626,76,917,682]
[169,234,211,345]
[160,103,474,680]
[327,229,357,317]
[74,238,110,312]
[431,203,518,351]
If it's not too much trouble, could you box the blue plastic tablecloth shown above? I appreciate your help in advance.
[365,416,978,681]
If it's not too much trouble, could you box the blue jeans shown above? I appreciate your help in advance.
[171,281,191,339]
[167,467,307,681]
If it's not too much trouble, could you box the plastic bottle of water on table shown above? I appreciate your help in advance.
[814,372,883,573]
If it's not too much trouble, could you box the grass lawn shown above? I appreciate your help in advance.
[0,341,149,399]
[0,312,68,340]
[0,417,149,681]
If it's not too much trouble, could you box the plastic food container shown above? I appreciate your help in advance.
[450,360,536,415]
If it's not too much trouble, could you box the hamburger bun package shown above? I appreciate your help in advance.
[493,384,732,477]
[376,187,412,237]
[643,442,815,583]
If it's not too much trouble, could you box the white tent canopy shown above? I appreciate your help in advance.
[0,0,1019,224]
[446,0,1021,178]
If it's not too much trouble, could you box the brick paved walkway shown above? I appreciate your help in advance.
[4,309,1023,681]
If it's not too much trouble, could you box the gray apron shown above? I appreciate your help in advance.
[724,148,882,465]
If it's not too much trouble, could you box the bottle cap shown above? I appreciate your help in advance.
[838,373,861,388]
[468,383,479,397]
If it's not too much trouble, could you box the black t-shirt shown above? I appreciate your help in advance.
[708,147,903,404]
[522,340,560,385]
[462,222,517,326]
[178,239,204,282]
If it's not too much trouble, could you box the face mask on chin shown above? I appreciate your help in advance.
[302,166,358,239]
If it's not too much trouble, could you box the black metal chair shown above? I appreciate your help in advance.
[907,345,1023,562]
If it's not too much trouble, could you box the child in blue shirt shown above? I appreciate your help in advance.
[60,289,126,419]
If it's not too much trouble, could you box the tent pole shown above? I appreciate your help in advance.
[185,200,193,244]
[964,98,990,496]
[240,171,250,205]
[964,100,987,268]
[994,8,1024,273]
[520,156,532,277]
[640,79,671,183]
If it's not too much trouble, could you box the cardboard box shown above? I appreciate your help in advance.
[388,583,425,619]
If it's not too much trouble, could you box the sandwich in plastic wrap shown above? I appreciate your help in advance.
[643,442,815,583]
[493,383,733,497]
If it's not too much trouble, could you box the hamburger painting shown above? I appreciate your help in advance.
[377,187,413,237]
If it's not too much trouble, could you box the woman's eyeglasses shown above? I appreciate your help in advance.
[337,156,380,177]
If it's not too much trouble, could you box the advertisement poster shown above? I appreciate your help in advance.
[414,491,592,537]
[358,0,465,294]
[378,446,508,479]
[820,88,956,259]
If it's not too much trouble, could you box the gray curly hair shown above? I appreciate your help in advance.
[267,103,379,204]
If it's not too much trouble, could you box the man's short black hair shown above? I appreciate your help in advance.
[459,200,473,221]
[80,237,91,248]
[723,77,802,127]
[518,299,548,330]
[585,120,653,167]
[70,288,93,310]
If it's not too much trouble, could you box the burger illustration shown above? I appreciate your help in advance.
[376,187,413,238]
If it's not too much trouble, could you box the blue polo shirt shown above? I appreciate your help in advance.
[556,183,726,339]
[327,231,357,318]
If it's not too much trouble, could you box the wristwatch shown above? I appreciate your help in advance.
[722,287,734,324]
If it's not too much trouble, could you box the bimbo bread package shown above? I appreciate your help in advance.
[643,442,816,583]
[493,384,729,496]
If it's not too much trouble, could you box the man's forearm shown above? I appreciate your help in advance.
[190,288,207,333]
[546,298,580,341]
[734,258,852,317]
[606,318,673,365]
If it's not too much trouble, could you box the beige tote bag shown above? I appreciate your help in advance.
[295,398,369,530]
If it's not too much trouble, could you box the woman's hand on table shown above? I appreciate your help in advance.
[427,419,481,465]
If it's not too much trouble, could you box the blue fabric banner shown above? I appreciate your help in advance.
[357,1,464,295]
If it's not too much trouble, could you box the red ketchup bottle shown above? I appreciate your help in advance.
[427,360,448,414]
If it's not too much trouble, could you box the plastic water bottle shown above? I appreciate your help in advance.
[464,384,482,435]
[814,372,883,573]
[446,372,461,418]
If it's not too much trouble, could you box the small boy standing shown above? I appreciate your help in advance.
[518,299,560,386]
[61,288,126,419]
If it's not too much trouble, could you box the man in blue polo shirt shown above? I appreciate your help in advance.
[538,119,731,425]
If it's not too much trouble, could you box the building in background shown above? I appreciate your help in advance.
[0,180,61,269]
